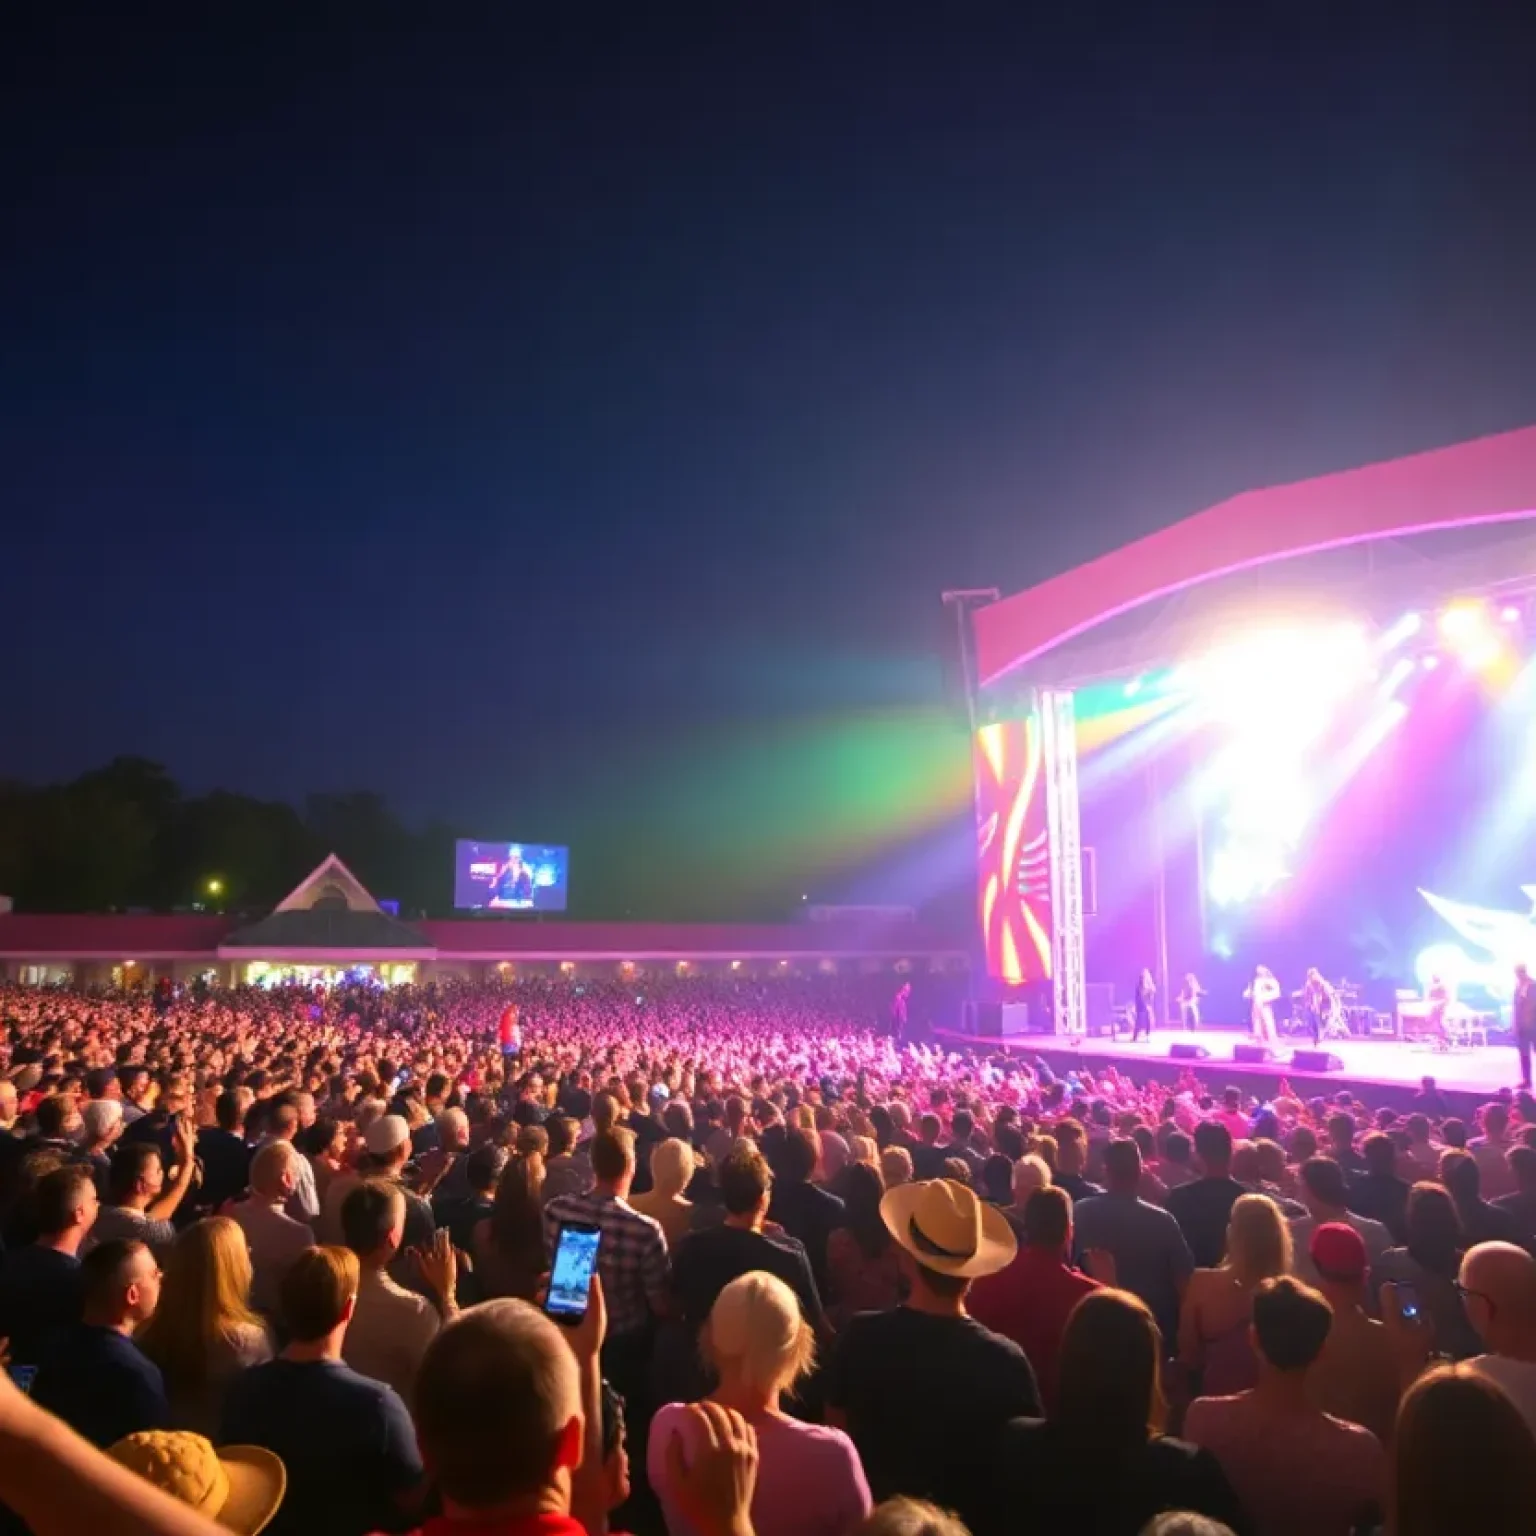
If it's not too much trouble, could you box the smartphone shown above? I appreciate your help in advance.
[544,1221,602,1327]
[8,1365,37,1396]
[1393,1280,1420,1322]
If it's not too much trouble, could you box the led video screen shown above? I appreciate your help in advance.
[454,841,569,912]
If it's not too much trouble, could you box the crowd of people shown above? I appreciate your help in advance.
[0,971,1533,1536]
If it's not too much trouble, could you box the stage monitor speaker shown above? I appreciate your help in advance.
[999,1002,1033,1037]
[1168,1043,1210,1061]
[967,1002,1003,1038]
[1232,1043,1273,1064]
[1291,1049,1344,1072]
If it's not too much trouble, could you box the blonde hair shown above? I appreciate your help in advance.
[1012,1153,1052,1201]
[1223,1192,1293,1285]
[856,1498,970,1536]
[848,1134,878,1167]
[137,1217,264,1394]
[705,1270,815,1398]
[649,1137,695,1194]
[880,1146,914,1188]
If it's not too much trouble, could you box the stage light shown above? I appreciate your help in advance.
[1502,605,1522,623]
[1123,675,1144,699]
[1439,602,1484,640]
[1422,654,1440,671]
[1379,612,1422,651]
[1380,656,1416,697]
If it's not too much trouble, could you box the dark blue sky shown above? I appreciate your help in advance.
[6,7,1536,869]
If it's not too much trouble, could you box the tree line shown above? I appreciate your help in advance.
[0,757,459,917]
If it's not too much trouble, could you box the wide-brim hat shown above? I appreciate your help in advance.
[881,1176,1018,1279]
[107,1432,286,1534]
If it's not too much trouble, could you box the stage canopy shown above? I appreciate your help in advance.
[975,424,1536,692]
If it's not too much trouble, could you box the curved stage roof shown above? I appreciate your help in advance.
[975,424,1536,691]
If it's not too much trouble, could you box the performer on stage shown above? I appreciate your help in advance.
[1177,973,1206,1031]
[1245,965,1280,1045]
[1301,967,1339,1047]
[1514,962,1536,1089]
[1132,968,1156,1042]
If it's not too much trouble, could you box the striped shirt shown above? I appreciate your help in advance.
[544,1190,669,1337]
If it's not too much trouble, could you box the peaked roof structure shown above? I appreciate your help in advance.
[219,853,433,956]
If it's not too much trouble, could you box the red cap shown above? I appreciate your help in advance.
[1310,1221,1367,1282]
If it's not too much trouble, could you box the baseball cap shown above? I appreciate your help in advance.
[364,1113,411,1157]
[1310,1221,1368,1282]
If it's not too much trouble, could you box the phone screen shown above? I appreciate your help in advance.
[545,1222,601,1326]
[8,1365,37,1396]
[1395,1281,1420,1321]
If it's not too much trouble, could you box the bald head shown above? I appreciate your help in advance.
[1460,1242,1536,1347]
[415,1299,582,1512]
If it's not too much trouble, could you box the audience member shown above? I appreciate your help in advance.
[474,1152,548,1303]
[137,1217,273,1437]
[91,1128,198,1258]
[1178,1194,1292,1400]
[825,1161,903,1328]
[1304,1223,1400,1444]
[1456,1239,1536,1436]
[1289,1157,1392,1283]
[221,1245,424,1536]
[228,1142,316,1317]
[0,1163,95,1367]
[1185,1276,1385,1536]
[1075,1139,1195,1346]
[768,1127,846,1298]
[1370,1183,1480,1360]
[826,1179,1040,1510]
[1390,1363,1536,1535]
[1165,1124,1244,1269]
[631,1137,697,1249]
[652,1271,870,1536]
[970,1289,1246,1536]
[33,1238,170,1447]
[340,1179,454,1407]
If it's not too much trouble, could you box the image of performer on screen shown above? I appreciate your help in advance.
[1178,973,1205,1031]
[490,846,535,906]
[1132,968,1156,1041]
[1246,965,1280,1044]
[1302,967,1338,1047]
[1513,963,1536,1089]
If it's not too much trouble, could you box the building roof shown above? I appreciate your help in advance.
[418,918,957,960]
[0,891,961,963]
[0,914,234,959]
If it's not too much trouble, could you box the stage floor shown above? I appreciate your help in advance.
[934,1025,1523,1105]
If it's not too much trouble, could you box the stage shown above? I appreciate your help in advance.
[935,1024,1524,1111]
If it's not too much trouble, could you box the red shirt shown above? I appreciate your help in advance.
[397,1516,585,1536]
[968,1245,1100,1412]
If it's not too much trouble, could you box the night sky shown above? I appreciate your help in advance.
[6,7,1536,916]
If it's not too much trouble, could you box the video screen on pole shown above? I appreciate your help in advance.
[454,841,569,912]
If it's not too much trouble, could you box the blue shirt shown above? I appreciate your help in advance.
[221,1356,422,1536]
[0,1245,84,1367]
[32,1325,170,1447]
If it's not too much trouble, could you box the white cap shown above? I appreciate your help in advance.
[365,1114,411,1156]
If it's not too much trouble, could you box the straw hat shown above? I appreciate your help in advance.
[880,1176,1018,1279]
[107,1432,285,1534]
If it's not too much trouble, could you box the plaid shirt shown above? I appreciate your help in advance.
[544,1189,670,1337]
